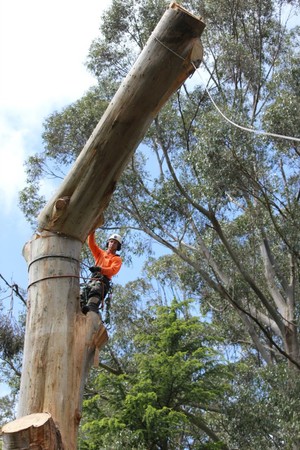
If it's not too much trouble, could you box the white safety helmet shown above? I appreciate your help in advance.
[107,233,122,251]
[108,233,122,245]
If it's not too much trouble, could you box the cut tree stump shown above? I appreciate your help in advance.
[2,413,63,449]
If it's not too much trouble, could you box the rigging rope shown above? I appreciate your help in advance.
[154,37,300,144]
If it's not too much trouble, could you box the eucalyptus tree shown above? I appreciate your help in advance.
[21,0,300,370]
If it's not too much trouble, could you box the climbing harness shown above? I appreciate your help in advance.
[80,266,113,324]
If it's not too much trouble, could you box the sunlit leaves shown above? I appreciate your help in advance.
[80,299,229,448]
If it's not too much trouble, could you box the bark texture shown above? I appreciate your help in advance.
[15,232,108,450]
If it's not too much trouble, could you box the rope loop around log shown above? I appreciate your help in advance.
[27,254,80,271]
[154,36,185,61]
[27,274,80,290]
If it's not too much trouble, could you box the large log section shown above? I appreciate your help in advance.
[38,2,205,239]
[3,4,205,450]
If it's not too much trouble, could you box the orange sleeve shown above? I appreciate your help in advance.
[87,232,104,261]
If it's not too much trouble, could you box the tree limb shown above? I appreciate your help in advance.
[0,274,27,306]
[175,406,229,449]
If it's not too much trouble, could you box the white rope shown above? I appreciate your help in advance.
[191,62,300,144]
[154,37,300,144]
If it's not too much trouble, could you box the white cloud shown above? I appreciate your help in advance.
[0,121,27,213]
[0,0,112,214]
[0,0,111,108]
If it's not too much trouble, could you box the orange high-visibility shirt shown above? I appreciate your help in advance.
[88,232,122,279]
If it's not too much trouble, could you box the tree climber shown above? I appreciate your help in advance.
[81,231,123,316]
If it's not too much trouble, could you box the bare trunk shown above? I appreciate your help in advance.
[17,232,108,449]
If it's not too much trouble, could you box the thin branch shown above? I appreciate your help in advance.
[98,361,124,375]
[219,283,300,370]
[190,216,230,286]
[259,238,287,316]
[0,274,27,306]
[210,214,286,336]
[175,406,229,449]
[2,358,21,378]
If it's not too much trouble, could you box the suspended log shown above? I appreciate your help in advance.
[3,3,205,450]
[38,2,205,242]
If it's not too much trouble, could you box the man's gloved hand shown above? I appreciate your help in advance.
[89,266,101,273]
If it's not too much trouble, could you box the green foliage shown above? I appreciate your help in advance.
[42,87,108,163]
[0,395,15,428]
[222,363,300,449]
[0,314,24,360]
[0,281,26,424]
[18,182,45,228]
[263,47,300,151]
[80,299,230,449]
[86,0,167,85]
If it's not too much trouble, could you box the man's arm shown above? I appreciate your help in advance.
[87,231,103,260]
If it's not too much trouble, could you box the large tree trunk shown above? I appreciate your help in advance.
[18,232,108,450]
[4,4,205,449]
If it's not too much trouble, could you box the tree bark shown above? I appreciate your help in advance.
[4,4,205,450]
[14,232,108,450]
[38,2,205,242]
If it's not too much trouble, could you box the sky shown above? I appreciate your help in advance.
[0,0,112,284]
[0,0,136,396]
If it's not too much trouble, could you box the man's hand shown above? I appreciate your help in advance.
[89,266,101,274]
